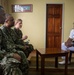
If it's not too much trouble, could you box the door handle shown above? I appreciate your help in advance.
[60,27,62,29]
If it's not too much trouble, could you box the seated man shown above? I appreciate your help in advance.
[59,29,74,65]
[0,14,29,75]
[0,5,21,74]
[13,19,34,59]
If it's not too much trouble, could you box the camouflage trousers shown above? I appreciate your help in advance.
[24,44,34,58]
[0,50,29,75]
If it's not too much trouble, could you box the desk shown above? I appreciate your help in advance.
[36,48,68,75]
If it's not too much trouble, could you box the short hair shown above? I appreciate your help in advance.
[15,19,22,24]
[16,19,22,22]
[5,14,13,22]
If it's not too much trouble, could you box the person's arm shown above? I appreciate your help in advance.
[22,35,28,40]
[0,29,6,59]
[15,44,27,50]
[69,29,74,39]
[65,38,72,47]
[65,29,74,47]
[6,42,27,51]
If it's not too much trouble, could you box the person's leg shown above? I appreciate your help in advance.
[59,43,74,64]
[21,43,34,64]
[17,51,29,75]
[61,43,68,59]
[23,44,34,57]
[59,43,69,64]
[61,43,67,51]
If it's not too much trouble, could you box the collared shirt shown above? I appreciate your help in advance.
[69,29,74,39]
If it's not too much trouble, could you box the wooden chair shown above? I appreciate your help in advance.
[69,51,74,63]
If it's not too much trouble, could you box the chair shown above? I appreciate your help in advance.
[69,51,74,63]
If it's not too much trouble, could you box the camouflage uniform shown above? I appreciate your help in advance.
[0,25,29,75]
[12,28,34,58]
[0,29,6,60]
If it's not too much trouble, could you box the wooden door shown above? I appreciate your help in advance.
[46,4,62,49]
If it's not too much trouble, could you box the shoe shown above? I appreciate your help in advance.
[61,57,65,59]
[58,60,70,65]
[58,60,65,65]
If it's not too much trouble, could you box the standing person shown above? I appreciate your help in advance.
[13,19,34,59]
[0,14,29,75]
[59,29,74,65]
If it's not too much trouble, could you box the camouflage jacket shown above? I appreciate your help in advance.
[0,29,6,59]
[0,25,29,75]
[12,28,25,45]
[0,25,26,52]
[13,28,22,40]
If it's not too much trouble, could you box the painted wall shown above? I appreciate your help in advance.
[4,0,74,49]
[0,0,8,12]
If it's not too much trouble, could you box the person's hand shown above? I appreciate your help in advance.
[25,45,29,48]
[13,53,21,62]
[22,35,28,40]
[65,38,73,47]
[23,45,29,51]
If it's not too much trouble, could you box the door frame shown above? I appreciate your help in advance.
[44,3,65,48]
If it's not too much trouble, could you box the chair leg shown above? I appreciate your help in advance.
[69,52,72,63]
